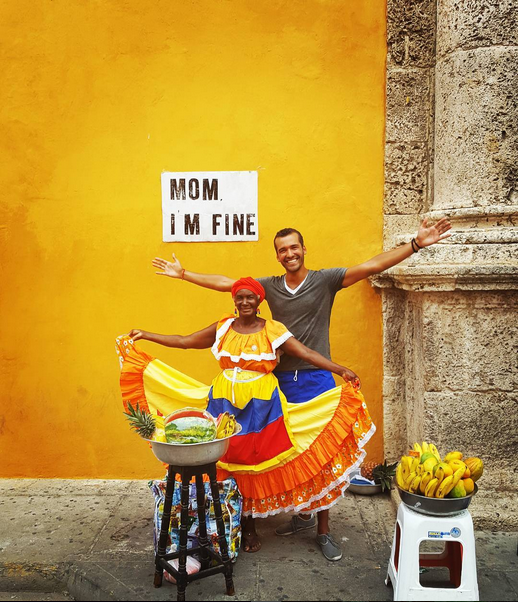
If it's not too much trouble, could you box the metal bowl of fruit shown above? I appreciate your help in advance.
[348,481,383,495]
[397,485,478,516]
[147,423,242,466]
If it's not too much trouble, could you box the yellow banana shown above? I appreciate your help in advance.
[411,457,420,473]
[216,412,231,438]
[425,478,440,497]
[153,413,167,443]
[450,466,465,489]
[434,462,453,482]
[408,475,422,494]
[422,441,429,453]
[420,471,433,494]
[429,443,441,462]
[401,456,412,480]
[436,475,454,498]
[405,472,417,490]
[396,464,406,489]
[413,442,423,456]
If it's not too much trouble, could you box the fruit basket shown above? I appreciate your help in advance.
[147,423,242,467]
[397,484,478,516]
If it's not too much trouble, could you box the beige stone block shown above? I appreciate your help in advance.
[437,0,518,57]
[423,390,518,460]
[387,0,436,68]
[383,214,422,250]
[421,292,517,392]
[384,142,427,214]
[383,375,408,459]
[435,47,518,209]
[381,290,407,375]
[386,69,431,142]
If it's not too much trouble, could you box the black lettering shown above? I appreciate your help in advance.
[203,178,218,200]
[184,214,200,235]
[170,214,175,235]
[233,214,244,235]
[170,179,186,200]
[225,214,229,235]
[189,178,199,199]
[246,213,256,236]
[212,214,222,235]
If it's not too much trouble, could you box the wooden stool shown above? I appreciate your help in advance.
[153,463,235,601]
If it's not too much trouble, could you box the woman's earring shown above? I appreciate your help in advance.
[256,307,261,315]
[234,308,238,316]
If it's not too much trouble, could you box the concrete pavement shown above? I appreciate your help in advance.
[0,479,517,601]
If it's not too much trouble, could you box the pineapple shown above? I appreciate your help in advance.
[372,460,398,492]
[360,461,378,481]
[361,459,398,492]
[124,402,156,439]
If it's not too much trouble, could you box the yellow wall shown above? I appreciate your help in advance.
[0,1,386,478]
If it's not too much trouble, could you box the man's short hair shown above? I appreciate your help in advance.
[274,228,304,251]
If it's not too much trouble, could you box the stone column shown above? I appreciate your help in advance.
[375,0,518,529]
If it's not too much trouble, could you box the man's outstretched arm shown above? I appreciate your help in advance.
[152,254,236,292]
[342,217,451,288]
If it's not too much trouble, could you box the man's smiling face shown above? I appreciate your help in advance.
[274,232,307,273]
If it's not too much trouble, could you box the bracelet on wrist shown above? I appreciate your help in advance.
[181,268,186,280]
[414,237,423,249]
[411,238,419,253]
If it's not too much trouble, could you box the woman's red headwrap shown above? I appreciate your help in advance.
[231,277,265,304]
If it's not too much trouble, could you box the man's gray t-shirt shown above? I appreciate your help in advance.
[257,268,346,372]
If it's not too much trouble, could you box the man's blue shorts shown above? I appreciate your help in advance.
[274,369,336,404]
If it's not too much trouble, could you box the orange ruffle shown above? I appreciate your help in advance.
[217,384,375,517]
[116,335,154,414]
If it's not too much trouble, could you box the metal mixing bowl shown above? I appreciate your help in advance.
[146,424,242,466]
[397,484,478,516]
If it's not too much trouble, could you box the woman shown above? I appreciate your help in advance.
[117,277,375,553]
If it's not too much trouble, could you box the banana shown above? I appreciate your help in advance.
[405,471,417,490]
[153,413,167,443]
[436,475,454,498]
[401,456,412,480]
[416,464,424,476]
[450,466,465,489]
[429,444,441,462]
[421,441,429,453]
[420,470,433,494]
[216,412,236,438]
[411,457,420,473]
[434,462,453,482]
[396,464,407,489]
[408,475,422,494]
[413,442,423,456]
[425,478,440,497]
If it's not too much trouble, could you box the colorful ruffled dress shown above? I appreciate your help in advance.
[116,315,375,518]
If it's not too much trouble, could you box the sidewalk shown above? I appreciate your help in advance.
[0,480,516,601]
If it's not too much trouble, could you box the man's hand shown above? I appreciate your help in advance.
[415,217,452,248]
[341,368,361,390]
[152,254,183,278]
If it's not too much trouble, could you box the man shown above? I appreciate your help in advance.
[152,217,451,560]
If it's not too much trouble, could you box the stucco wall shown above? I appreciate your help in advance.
[0,1,387,478]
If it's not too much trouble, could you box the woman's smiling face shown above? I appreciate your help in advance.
[233,288,260,316]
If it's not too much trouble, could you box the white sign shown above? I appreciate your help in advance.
[161,171,258,242]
